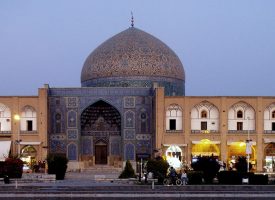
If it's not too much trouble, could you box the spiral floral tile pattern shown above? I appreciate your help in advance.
[81,27,185,84]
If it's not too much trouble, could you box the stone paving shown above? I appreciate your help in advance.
[1,172,275,199]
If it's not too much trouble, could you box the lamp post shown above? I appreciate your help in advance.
[14,114,21,156]
[246,117,251,173]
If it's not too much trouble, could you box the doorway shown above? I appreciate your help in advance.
[95,142,107,164]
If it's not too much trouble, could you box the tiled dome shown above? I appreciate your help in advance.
[81,27,185,95]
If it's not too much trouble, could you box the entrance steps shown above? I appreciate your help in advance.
[71,165,123,180]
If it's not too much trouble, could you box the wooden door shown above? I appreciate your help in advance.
[95,145,107,164]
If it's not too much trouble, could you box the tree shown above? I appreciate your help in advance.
[146,158,169,183]
[47,154,68,180]
[235,156,251,173]
[4,157,24,178]
[191,156,220,184]
[119,160,136,178]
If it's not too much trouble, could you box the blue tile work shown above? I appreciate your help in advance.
[136,140,151,154]
[68,143,77,160]
[81,28,185,80]
[48,87,152,97]
[81,76,185,96]
[50,140,66,153]
[82,137,92,155]
[124,129,135,140]
[125,143,135,160]
[66,97,78,108]
[140,109,148,133]
[67,110,77,128]
[110,137,121,155]
[48,87,153,162]
[67,129,78,140]
[124,97,135,108]
[124,110,135,128]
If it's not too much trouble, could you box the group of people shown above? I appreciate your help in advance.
[168,166,188,185]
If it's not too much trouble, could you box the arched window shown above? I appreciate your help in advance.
[0,103,11,131]
[21,105,37,131]
[125,110,135,128]
[201,110,207,118]
[55,113,61,133]
[272,111,275,119]
[228,101,255,131]
[21,145,37,166]
[140,109,148,133]
[237,110,243,118]
[68,143,77,161]
[166,104,182,131]
[125,143,135,160]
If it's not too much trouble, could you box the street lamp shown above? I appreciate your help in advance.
[14,114,21,156]
[246,117,251,173]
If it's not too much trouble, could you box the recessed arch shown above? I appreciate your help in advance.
[21,145,37,167]
[191,139,220,157]
[228,101,256,131]
[264,103,275,132]
[201,110,207,118]
[237,110,243,118]
[21,105,37,131]
[81,100,121,133]
[0,103,11,131]
[80,100,121,165]
[68,143,77,161]
[191,101,219,132]
[166,104,183,131]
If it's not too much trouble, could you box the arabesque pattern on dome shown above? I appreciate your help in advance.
[81,27,185,84]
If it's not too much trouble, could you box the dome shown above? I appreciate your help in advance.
[81,27,185,95]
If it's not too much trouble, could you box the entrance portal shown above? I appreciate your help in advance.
[81,100,121,166]
[95,142,107,164]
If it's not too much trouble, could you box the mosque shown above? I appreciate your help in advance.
[1,21,275,173]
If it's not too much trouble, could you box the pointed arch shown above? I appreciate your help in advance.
[140,108,148,133]
[264,102,275,132]
[228,101,255,131]
[0,103,11,132]
[125,143,135,160]
[191,101,219,132]
[21,105,37,131]
[67,110,77,128]
[55,113,62,133]
[166,104,183,131]
[67,143,77,161]
[125,110,135,128]
[81,100,121,133]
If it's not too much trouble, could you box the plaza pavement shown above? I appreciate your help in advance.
[0,172,275,199]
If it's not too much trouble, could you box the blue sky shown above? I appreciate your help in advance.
[0,0,275,96]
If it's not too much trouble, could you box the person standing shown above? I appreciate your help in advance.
[181,170,188,185]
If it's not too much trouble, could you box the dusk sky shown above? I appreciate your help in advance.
[1,0,274,96]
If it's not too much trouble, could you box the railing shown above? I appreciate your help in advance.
[264,130,275,134]
[228,130,256,134]
[0,131,11,135]
[165,130,183,133]
[20,131,38,134]
[191,130,219,134]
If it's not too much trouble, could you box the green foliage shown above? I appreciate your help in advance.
[235,156,251,173]
[4,157,24,178]
[217,171,243,184]
[119,160,136,178]
[191,156,220,184]
[146,158,169,183]
[0,161,5,178]
[217,171,266,185]
[249,174,268,185]
[47,154,68,180]
[187,171,203,185]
